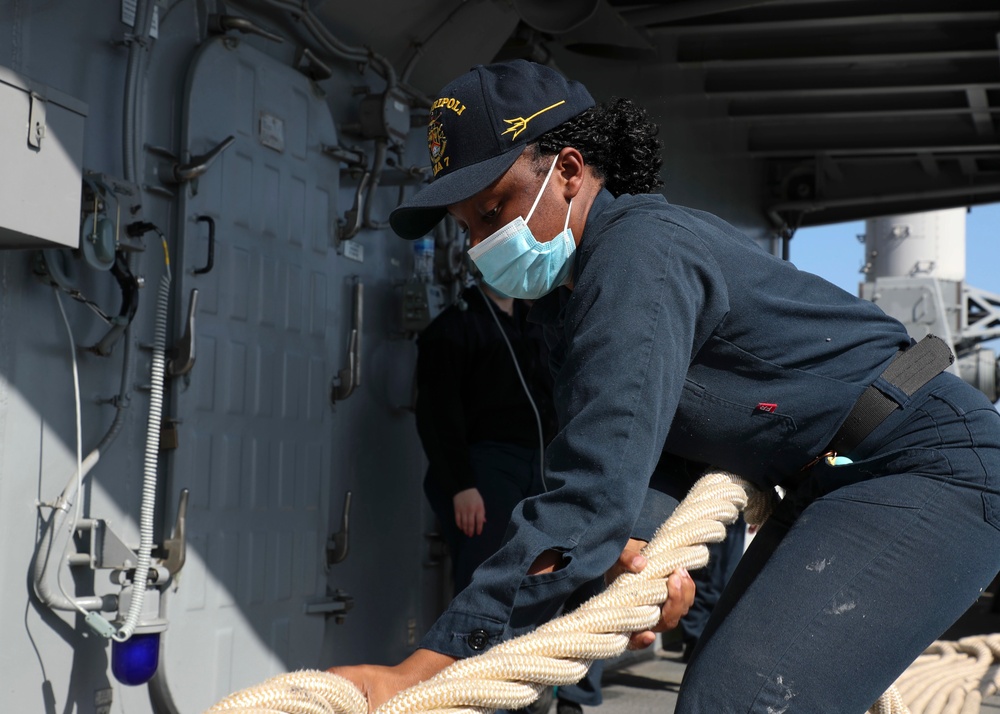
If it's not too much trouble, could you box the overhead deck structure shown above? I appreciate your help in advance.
[327,0,1000,236]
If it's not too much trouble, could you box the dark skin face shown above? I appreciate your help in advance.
[447,146,603,274]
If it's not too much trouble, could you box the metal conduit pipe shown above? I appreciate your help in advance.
[148,590,182,714]
[123,0,156,182]
[228,1,437,108]
[362,139,389,230]
[32,449,108,613]
[400,0,478,86]
[242,0,397,90]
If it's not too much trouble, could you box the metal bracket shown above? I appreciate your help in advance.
[338,170,371,241]
[295,47,332,81]
[163,136,235,184]
[207,14,284,43]
[326,491,352,566]
[90,520,139,570]
[331,280,363,402]
[167,289,198,377]
[304,589,354,623]
[160,489,189,577]
[28,92,46,149]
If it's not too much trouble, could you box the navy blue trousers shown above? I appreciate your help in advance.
[677,373,1000,713]
[679,516,745,650]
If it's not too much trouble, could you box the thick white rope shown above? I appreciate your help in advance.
[204,471,753,714]
[203,471,996,714]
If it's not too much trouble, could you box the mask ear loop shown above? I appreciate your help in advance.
[525,155,560,224]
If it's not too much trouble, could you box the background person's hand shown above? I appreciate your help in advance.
[453,487,486,537]
[606,537,696,650]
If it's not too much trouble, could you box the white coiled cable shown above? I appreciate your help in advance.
[115,250,170,641]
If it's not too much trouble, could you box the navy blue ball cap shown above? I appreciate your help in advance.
[390,60,595,240]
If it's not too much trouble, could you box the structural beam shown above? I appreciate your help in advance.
[618,0,786,25]
[749,143,1000,158]
[709,83,1000,101]
[728,106,1000,124]
[677,49,1000,69]
[644,12,1000,34]
[966,88,996,136]
[705,61,1000,96]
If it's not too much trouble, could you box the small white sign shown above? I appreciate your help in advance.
[339,240,364,263]
[258,112,285,152]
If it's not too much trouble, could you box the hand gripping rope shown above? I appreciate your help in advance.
[203,471,995,714]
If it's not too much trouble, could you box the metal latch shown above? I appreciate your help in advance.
[168,289,198,377]
[331,280,363,402]
[326,491,352,566]
[160,489,189,576]
[304,589,354,624]
[28,92,46,149]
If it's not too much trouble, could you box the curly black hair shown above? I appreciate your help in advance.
[528,97,664,197]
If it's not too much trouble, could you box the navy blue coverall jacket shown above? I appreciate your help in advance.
[420,188,913,657]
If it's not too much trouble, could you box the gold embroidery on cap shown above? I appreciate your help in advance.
[430,96,467,115]
[428,111,448,176]
[501,100,566,140]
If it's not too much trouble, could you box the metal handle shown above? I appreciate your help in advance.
[193,215,215,275]
[296,47,332,81]
[326,491,352,566]
[207,14,284,43]
[331,280,363,402]
[168,289,198,378]
[161,489,189,577]
[172,136,235,183]
[339,170,371,241]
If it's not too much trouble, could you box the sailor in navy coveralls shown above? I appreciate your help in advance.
[331,60,1000,713]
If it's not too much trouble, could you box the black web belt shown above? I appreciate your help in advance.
[825,334,954,457]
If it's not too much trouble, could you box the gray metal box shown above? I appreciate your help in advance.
[0,65,87,249]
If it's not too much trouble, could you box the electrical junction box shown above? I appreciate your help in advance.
[358,88,411,147]
[0,65,87,249]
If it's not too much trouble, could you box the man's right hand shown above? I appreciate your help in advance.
[607,537,696,650]
[453,487,486,537]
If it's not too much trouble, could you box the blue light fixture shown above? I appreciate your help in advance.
[111,632,160,686]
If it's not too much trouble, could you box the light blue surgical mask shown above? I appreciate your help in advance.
[467,157,576,300]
